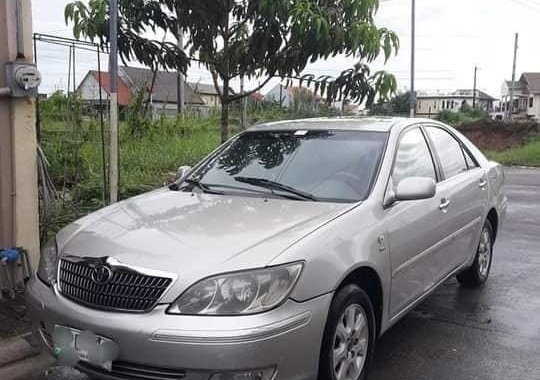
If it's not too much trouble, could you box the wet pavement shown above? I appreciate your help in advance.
[35,167,540,380]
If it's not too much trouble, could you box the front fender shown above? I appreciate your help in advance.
[269,201,390,321]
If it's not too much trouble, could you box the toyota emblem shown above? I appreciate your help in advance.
[91,265,113,285]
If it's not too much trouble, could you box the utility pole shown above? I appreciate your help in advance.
[176,26,184,115]
[409,0,416,118]
[473,66,478,109]
[109,0,119,203]
[508,33,519,121]
[240,76,247,129]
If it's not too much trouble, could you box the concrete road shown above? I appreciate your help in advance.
[36,168,540,380]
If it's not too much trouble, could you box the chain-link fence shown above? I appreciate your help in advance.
[34,34,109,242]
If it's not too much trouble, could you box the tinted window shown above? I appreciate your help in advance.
[392,128,436,186]
[189,130,387,202]
[426,127,468,179]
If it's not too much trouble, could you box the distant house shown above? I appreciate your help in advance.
[119,66,205,117]
[501,73,540,120]
[189,82,223,109]
[415,89,495,118]
[77,71,133,110]
[265,84,321,111]
[265,84,292,107]
[250,92,265,103]
[77,66,232,118]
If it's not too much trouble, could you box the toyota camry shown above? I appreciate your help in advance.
[27,117,507,380]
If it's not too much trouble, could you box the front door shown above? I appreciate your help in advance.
[385,127,450,317]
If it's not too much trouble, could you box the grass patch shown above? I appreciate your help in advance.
[40,117,222,238]
[487,138,540,167]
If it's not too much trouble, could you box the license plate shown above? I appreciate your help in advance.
[52,325,119,372]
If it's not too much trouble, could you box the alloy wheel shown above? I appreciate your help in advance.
[478,227,492,277]
[332,304,369,380]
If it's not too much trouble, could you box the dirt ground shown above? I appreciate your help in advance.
[0,295,31,340]
[457,119,539,152]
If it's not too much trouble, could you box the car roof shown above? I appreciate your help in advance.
[247,117,418,133]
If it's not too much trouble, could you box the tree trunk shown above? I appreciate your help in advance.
[220,76,230,143]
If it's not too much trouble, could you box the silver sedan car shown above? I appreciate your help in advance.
[27,118,507,380]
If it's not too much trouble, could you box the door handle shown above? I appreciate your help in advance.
[439,198,451,211]
[479,178,488,189]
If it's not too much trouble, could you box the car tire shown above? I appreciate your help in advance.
[318,284,376,380]
[457,219,494,288]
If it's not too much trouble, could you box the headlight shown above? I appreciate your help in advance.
[37,238,59,286]
[167,262,303,315]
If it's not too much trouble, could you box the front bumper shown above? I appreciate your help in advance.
[26,275,332,380]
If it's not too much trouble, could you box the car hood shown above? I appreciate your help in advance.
[57,189,352,302]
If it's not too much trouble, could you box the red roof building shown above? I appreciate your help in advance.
[90,71,132,106]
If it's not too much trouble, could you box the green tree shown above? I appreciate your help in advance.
[369,91,410,116]
[65,0,399,142]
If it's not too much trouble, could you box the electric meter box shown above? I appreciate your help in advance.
[5,62,42,97]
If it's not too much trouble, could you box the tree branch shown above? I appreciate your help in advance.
[229,75,274,102]
[210,67,223,101]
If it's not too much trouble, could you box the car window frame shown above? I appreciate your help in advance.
[422,124,479,182]
[384,124,440,205]
[461,144,481,170]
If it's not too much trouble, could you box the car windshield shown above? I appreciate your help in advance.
[185,129,388,203]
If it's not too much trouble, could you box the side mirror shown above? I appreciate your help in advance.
[395,177,436,201]
[175,165,192,181]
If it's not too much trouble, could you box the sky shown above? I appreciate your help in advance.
[32,0,540,100]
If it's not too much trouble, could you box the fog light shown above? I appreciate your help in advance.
[209,367,276,380]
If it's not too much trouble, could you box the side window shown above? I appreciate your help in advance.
[392,128,437,186]
[463,149,479,169]
[426,127,468,179]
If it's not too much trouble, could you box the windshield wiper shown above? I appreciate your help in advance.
[234,177,318,201]
[180,178,224,195]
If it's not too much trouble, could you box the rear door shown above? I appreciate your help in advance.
[424,126,489,270]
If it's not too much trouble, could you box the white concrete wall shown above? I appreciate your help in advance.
[78,74,108,101]
[527,94,540,119]
[150,102,216,119]
[265,84,292,107]
[417,97,492,117]
[199,94,220,108]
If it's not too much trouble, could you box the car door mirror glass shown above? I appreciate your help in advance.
[395,177,436,201]
[176,165,192,181]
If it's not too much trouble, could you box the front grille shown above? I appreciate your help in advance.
[79,361,186,380]
[58,258,173,312]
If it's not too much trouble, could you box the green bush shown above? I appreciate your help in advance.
[437,108,488,126]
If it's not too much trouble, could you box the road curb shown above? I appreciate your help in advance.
[504,165,540,170]
[0,333,41,368]
[0,351,55,380]
[0,332,55,380]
